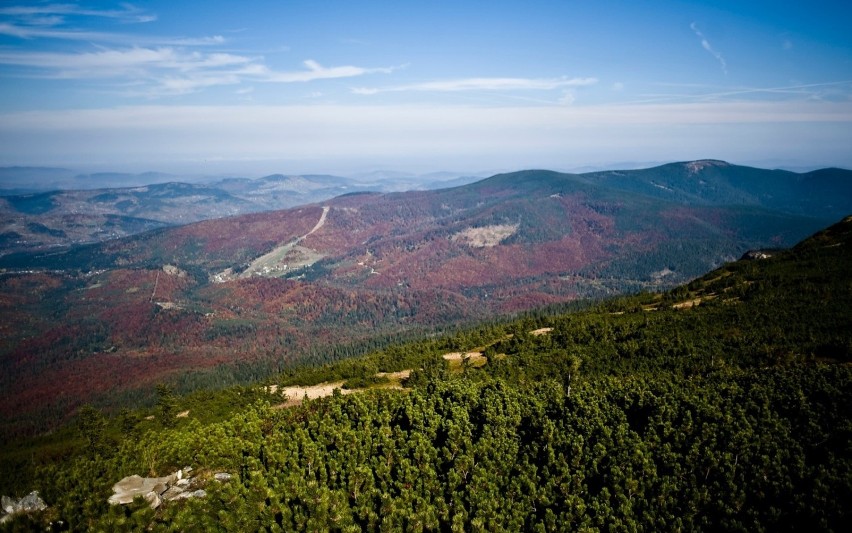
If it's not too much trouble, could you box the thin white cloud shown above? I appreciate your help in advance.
[0,21,116,40]
[0,4,395,97]
[0,44,396,96]
[0,21,226,47]
[154,75,241,96]
[558,92,576,105]
[0,3,222,46]
[163,35,226,46]
[690,22,727,75]
[353,76,597,94]
[0,3,155,23]
[627,81,852,105]
[0,47,251,75]
[260,60,399,83]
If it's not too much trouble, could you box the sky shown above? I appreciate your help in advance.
[0,0,851,177]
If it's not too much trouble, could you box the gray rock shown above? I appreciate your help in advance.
[741,250,774,260]
[108,470,203,508]
[143,491,161,510]
[17,491,46,513]
[214,473,232,482]
[108,474,176,505]
[1,495,13,514]
[0,491,46,521]
[175,489,206,500]
[161,486,186,501]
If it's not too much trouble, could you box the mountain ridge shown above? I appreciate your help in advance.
[0,171,485,255]
[1,210,850,531]
[1,161,848,437]
[2,160,849,257]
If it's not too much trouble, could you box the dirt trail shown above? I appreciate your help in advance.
[299,205,329,242]
[269,326,550,408]
[235,206,330,279]
[441,351,483,361]
[376,370,412,380]
[270,381,354,407]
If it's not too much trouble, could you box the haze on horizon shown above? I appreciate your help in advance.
[0,0,851,179]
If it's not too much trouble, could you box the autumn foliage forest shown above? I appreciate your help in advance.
[1,212,850,531]
[0,167,835,438]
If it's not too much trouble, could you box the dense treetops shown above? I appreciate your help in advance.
[1,167,839,438]
[1,216,851,531]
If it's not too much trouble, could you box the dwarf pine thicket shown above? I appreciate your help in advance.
[1,218,850,531]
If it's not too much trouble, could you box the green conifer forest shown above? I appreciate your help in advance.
[1,217,850,531]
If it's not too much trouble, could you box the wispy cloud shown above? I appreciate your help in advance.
[0,3,156,24]
[0,4,396,98]
[260,60,400,83]
[0,3,223,47]
[627,80,852,105]
[0,20,225,46]
[0,47,250,75]
[690,22,727,75]
[558,92,576,105]
[353,76,597,95]
[0,45,397,96]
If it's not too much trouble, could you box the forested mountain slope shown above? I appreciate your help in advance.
[1,216,849,531]
[0,172,478,254]
[0,165,845,438]
[580,159,852,219]
[4,160,848,255]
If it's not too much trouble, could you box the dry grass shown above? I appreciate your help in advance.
[451,224,519,248]
[270,382,354,407]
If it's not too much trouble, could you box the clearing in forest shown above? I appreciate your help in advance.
[451,224,519,248]
[213,206,330,282]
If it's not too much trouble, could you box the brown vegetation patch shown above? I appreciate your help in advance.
[672,294,717,309]
[376,370,412,381]
[451,224,519,248]
[275,382,353,407]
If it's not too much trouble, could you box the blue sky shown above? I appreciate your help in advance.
[0,0,850,176]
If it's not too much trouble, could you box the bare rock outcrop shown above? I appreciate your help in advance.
[108,474,178,506]
[0,491,47,524]
[108,468,227,509]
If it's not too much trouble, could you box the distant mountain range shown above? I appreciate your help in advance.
[0,172,485,254]
[5,160,849,290]
[1,160,849,255]
[0,160,850,433]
